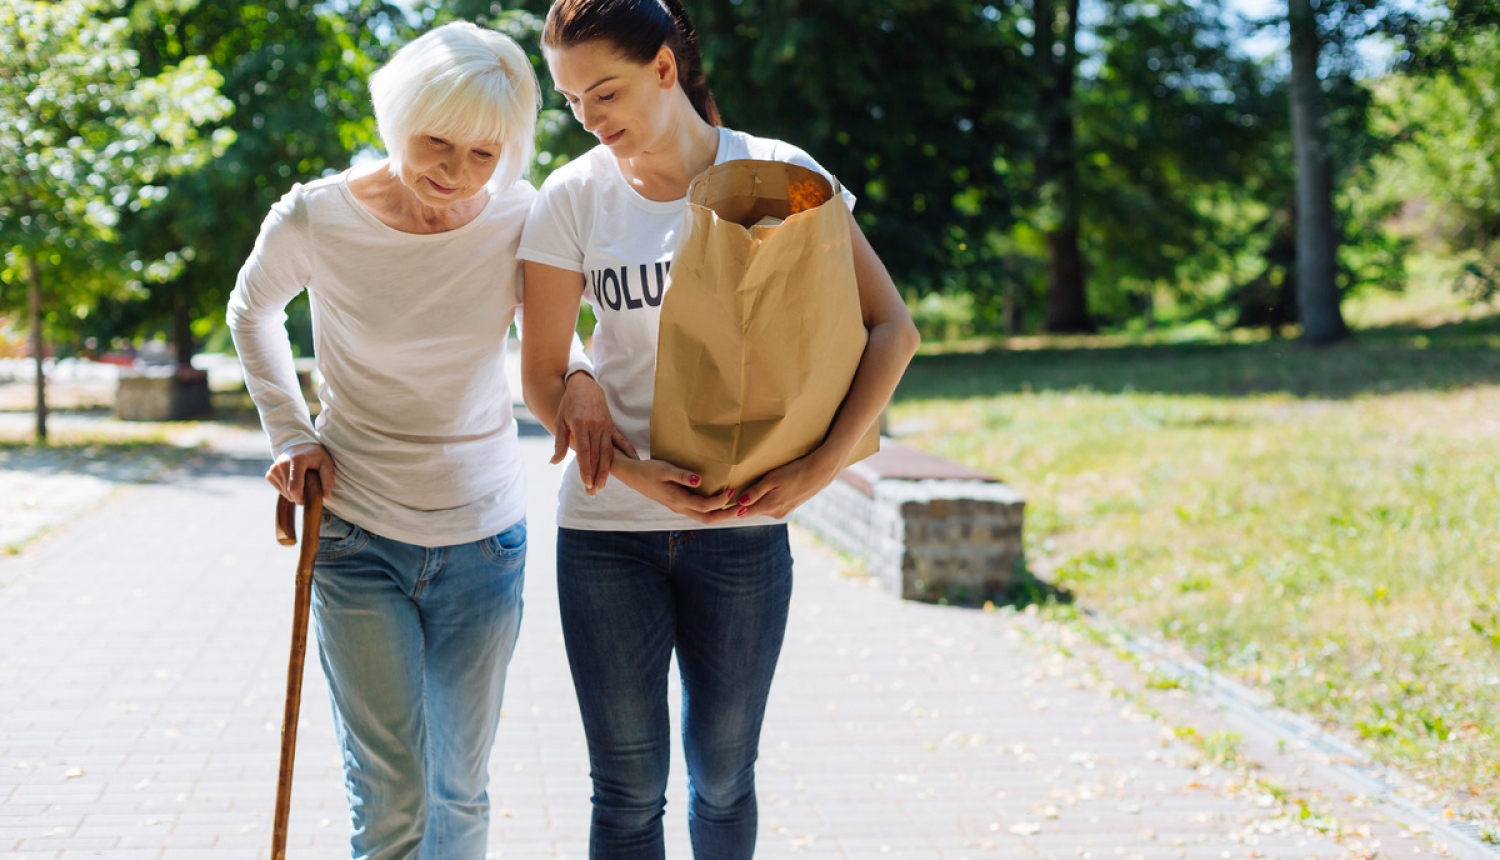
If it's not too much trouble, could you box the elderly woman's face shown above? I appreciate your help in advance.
[399,133,503,206]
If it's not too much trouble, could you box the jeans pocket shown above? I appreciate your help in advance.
[317,512,368,560]
[480,520,527,564]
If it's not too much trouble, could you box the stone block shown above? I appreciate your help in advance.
[115,369,213,421]
[792,446,1027,605]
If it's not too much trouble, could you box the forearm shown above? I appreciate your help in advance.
[812,318,921,469]
[519,261,594,440]
[605,449,648,486]
[522,368,568,436]
[806,210,922,470]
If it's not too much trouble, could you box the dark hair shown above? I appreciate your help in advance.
[543,0,721,127]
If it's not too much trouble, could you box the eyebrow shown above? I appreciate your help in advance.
[557,75,620,97]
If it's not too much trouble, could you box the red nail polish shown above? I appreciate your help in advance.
[689,475,701,486]
[738,494,750,505]
[736,508,747,517]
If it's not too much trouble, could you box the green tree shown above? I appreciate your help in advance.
[117,0,404,366]
[1033,0,1090,332]
[692,0,1035,320]
[0,0,231,442]
[1286,0,1348,344]
[1377,30,1500,297]
[1075,0,1282,326]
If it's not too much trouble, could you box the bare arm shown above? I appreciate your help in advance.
[521,261,619,494]
[521,261,736,522]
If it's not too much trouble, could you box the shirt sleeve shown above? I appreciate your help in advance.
[517,171,587,273]
[225,185,321,458]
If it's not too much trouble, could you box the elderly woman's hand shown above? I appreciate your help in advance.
[267,442,336,505]
[554,371,637,496]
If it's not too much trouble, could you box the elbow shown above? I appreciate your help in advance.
[884,314,920,366]
[898,317,922,361]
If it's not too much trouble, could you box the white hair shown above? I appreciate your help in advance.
[370,21,540,189]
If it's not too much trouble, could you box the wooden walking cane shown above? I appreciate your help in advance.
[271,470,323,860]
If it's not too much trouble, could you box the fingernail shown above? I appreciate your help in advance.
[738,494,750,505]
[689,475,701,486]
[736,508,747,517]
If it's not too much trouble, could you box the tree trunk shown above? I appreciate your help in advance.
[1288,0,1349,345]
[1036,0,1092,333]
[27,256,47,444]
[1003,278,1018,336]
[173,291,195,366]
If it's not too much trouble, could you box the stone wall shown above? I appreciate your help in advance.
[115,370,212,421]
[793,443,1026,605]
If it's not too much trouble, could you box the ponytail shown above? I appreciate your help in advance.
[543,0,721,126]
[656,0,720,126]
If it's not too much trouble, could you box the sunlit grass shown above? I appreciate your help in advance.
[890,309,1500,819]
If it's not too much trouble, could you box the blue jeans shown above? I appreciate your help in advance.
[312,511,526,860]
[557,525,794,860]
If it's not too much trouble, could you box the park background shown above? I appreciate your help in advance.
[2,0,1499,842]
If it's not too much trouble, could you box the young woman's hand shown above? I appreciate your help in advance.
[733,450,842,520]
[553,372,638,496]
[612,456,740,525]
[267,442,336,505]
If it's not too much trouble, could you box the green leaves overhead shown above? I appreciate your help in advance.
[693,0,1032,295]
[0,0,232,303]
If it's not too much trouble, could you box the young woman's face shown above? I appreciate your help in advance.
[398,133,502,207]
[546,41,676,158]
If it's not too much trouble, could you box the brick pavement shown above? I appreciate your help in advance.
[0,428,1449,858]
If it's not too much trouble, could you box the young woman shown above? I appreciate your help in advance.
[518,1,920,857]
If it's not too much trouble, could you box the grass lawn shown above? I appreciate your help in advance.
[889,297,1500,821]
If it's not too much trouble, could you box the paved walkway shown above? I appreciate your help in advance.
[0,426,1458,859]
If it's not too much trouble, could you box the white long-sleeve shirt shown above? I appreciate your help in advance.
[227,170,538,547]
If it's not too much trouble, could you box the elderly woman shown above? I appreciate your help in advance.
[226,22,558,858]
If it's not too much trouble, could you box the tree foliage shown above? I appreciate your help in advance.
[692,0,1033,310]
[1377,28,1500,298]
[2,0,1490,356]
[1076,0,1279,319]
[0,0,231,308]
[0,0,231,438]
[108,0,405,362]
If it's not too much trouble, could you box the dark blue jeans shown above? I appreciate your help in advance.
[557,526,794,860]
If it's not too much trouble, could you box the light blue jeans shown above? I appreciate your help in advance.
[311,511,526,860]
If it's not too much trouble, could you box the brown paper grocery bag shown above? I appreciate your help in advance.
[650,159,880,501]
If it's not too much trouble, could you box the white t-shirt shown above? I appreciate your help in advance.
[227,171,536,547]
[518,126,856,532]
